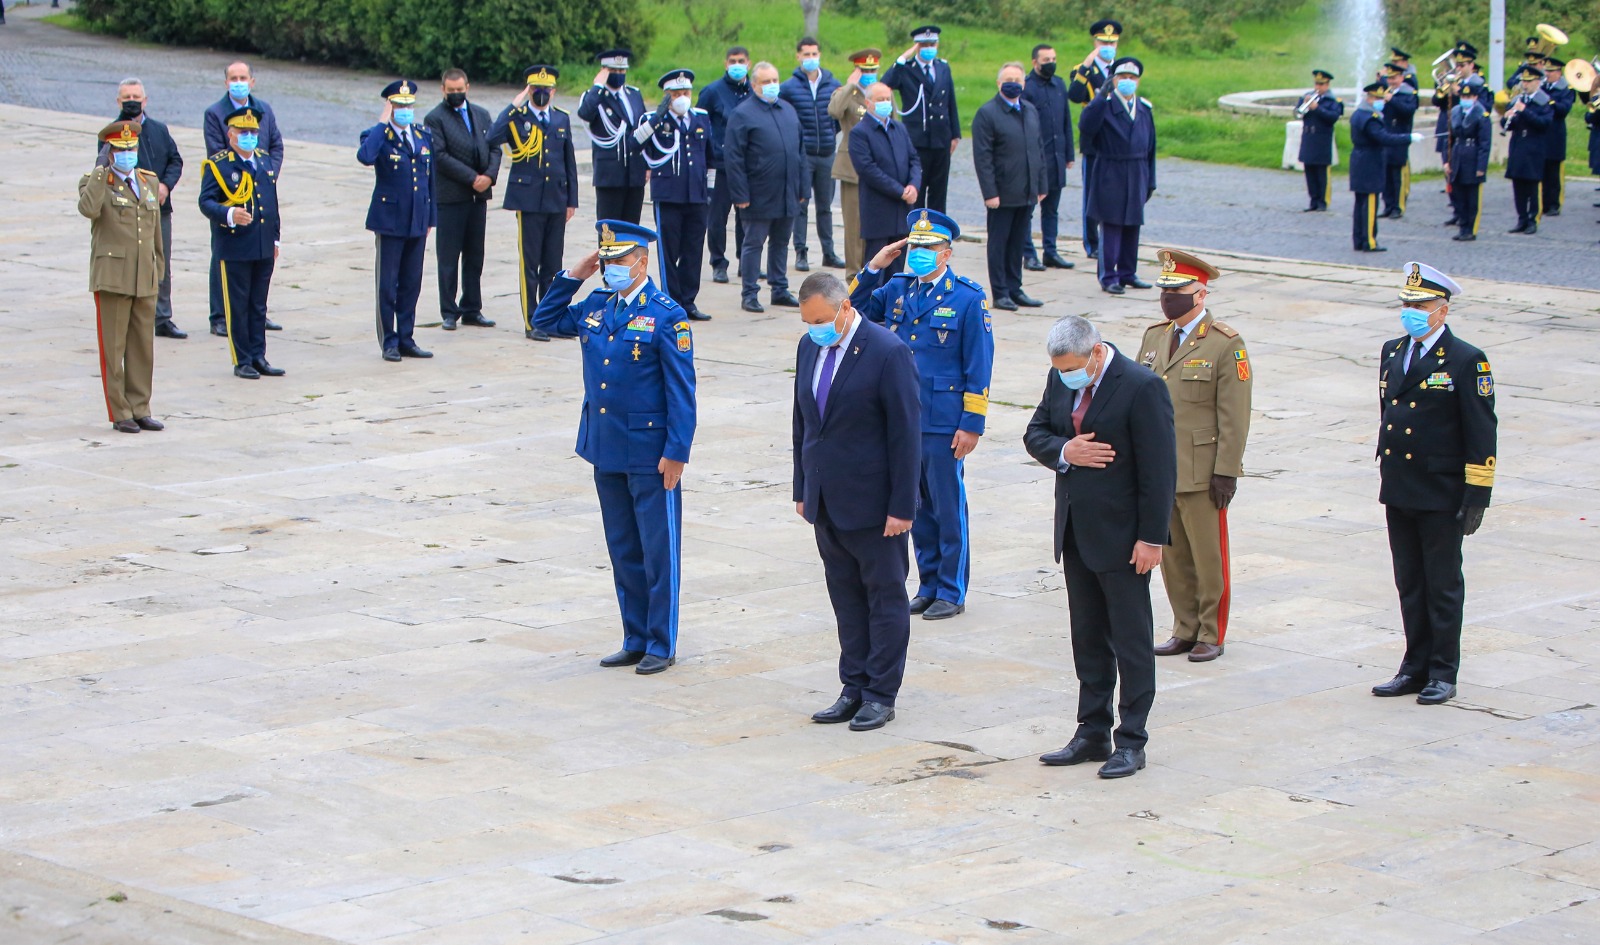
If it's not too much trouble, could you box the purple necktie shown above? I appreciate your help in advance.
[815,345,840,416]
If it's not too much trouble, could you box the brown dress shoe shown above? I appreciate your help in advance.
[1154,636,1195,656]
[1188,642,1223,662]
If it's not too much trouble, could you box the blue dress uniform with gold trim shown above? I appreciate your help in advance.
[532,221,697,670]
[1540,66,1574,216]
[1349,86,1416,252]
[1503,68,1553,233]
[642,69,713,320]
[358,80,437,360]
[197,106,281,377]
[1375,263,1496,703]
[488,65,580,337]
[1297,71,1344,212]
[1446,81,1493,240]
[850,210,994,613]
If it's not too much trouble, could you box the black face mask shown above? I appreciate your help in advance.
[119,100,143,120]
[1038,61,1057,80]
[1160,290,1198,321]
[531,88,552,107]
[444,92,466,108]
[606,72,628,90]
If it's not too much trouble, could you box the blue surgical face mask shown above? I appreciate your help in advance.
[229,80,251,100]
[1400,306,1434,339]
[873,100,894,118]
[237,132,259,152]
[1116,78,1137,97]
[1371,99,1384,112]
[727,63,748,82]
[859,72,877,87]
[918,46,938,62]
[801,57,820,73]
[1057,348,1100,390]
[1097,46,1116,63]
[808,309,845,347]
[112,151,140,173]
[392,108,414,126]
[761,82,781,102]
[603,262,636,291]
[907,247,941,277]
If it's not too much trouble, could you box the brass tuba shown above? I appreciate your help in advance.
[1532,23,1569,58]
[1564,57,1600,93]
[1431,48,1458,90]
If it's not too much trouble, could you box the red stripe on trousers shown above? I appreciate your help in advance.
[1216,506,1231,645]
[93,292,115,422]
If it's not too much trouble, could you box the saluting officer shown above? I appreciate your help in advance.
[531,221,697,676]
[848,210,994,620]
[1079,57,1156,294]
[1503,64,1553,235]
[358,80,436,362]
[1445,77,1492,241]
[1372,263,1496,707]
[829,49,882,274]
[578,49,649,224]
[1068,19,1123,259]
[1350,81,1422,252]
[199,106,283,379]
[488,65,578,342]
[1297,70,1343,212]
[1379,62,1418,219]
[1541,57,1575,217]
[1138,250,1251,662]
[881,25,960,213]
[641,69,714,322]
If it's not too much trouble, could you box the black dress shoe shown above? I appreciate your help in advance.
[822,253,847,269]
[795,251,811,272]
[459,313,496,328]
[1122,277,1152,289]
[1085,249,1099,260]
[712,264,729,284]
[992,296,1018,311]
[1023,256,1046,272]
[252,360,285,376]
[382,349,402,362]
[1044,254,1075,269]
[1098,747,1146,779]
[770,291,800,307]
[112,419,141,433]
[1453,233,1476,242]
[441,317,458,331]
[1039,736,1113,766]
[849,701,895,731]
[233,364,260,379]
[1546,207,1560,217]
[908,595,936,615]
[922,600,964,620]
[399,345,433,358]
[1443,217,1460,226]
[1302,205,1321,213]
[1417,680,1456,704]
[134,416,164,431]
[1364,246,1388,252]
[636,654,674,675]
[1523,223,1538,235]
[1371,673,1425,697]
[1103,284,1125,295]
[155,321,187,339]
[210,323,228,337]
[1010,291,1043,307]
[264,319,282,331]
[526,327,551,341]
[1508,223,1528,234]
[812,695,863,723]
[599,649,645,668]
[741,299,765,313]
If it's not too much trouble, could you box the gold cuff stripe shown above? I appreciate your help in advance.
[1465,463,1495,487]
[963,392,989,416]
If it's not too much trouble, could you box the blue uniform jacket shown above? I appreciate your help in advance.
[487,104,579,214]
[1382,88,1418,165]
[780,67,843,156]
[643,108,713,205]
[1586,102,1600,173]
[1543,81,1575,159]
[577,85,648,188]
[847,117,921,240]
[1447,103,1493,184]
[1297,94,1344,165]
[1349,107,1413,193]
[357,123,436,236]
[881,56,961,149]
[1023,70,1075,187]
[724,96,804,220]
[197,148,280,261]
[532,275,697,474]
[696,75,751,168]
[851,266,994,436]
[1377,327,1496,512]
[1078,91,1157,226]
[1502,96,1552,180]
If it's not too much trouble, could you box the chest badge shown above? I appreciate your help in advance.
[937,330,949,345]
[632,342,642,362]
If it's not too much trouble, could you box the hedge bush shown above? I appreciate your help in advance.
[77,0,653,85]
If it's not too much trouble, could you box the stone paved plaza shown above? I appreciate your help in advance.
[3,101,1600,944]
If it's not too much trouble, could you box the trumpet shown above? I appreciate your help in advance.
[1431,48,1458,90]
[1293,90,1321,118]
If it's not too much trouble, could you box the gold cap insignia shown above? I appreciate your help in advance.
[913,211,933,232]
[1406,264,1423,288]
[399,82,413,95]
[529,68,556,88]
[1160,252,1176,273]
[600,223,616,245]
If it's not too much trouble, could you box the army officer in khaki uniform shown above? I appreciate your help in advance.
[1138,249,1252,661]
[828,48,881,274]
[78,120,166,434]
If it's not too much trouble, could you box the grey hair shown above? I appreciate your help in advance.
[752,60,779,81]
[798,272,849,306]
[1046,315,1101,357]
[118,77,145,92]
[997,61,1025,81]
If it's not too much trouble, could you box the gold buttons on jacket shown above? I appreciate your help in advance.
[1386,424,1392,430]
[1405,428,1412,435]
[1409,401,1416,408]
[1384,449,1391,455]
[600,407,606,414]
[1405,453,1412,459]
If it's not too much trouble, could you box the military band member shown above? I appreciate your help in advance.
[641,68,714,322]
[829,48,882,274]
[1351,82,1422,252]
[1585,90,1600,203]
[1541,57,1575,216]
[1372,263,1495,707]
[1380,62,1418,219]
[1446,77,1492,241]
[1389,47,1419,88]
[358,80,436,362]
[578,49,648,224]
[849,210,994,620]
[488,65,578,342]
[1079,57,1155,294]
[1139,251,1250,662]
[1297,70,1343,212]
[78,120,164,434]
[199,106,283,379]
[531,221,697,676]
[881,25,960,213]
[1068,19,1123,259]
[1504,64,1553,235]
[1432,43,1479,167]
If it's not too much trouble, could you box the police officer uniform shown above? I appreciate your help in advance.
[358,80,436,361]
[531,221,697,675]
[641,69,714,322]
[1350,82,1417,251]
[1138,251,1251,662]
[829,49,882,274]
[1503,65,1553,234]
[488,65,579,341]
[849,210,994,619]
[1079,57,1156,293]
[1373,263,1496,706]
[578,49,649,224]
[198,106,283,379]
[78,120,165,433]
[1068,19,1123,258]
[1447,78,1493,241]
[1297,70,1344,212]
[1380,63,1418,218]
[881,25,960,213]
[1540,58,1575,216]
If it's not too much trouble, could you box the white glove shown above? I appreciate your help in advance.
[1410,132,1424,143]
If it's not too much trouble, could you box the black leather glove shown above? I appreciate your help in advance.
[1457,505,1485,536]
[1209,474,1237,510]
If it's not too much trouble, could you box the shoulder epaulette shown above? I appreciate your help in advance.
[653,290,682,310]
[955,274,985,292]
[1210,321,1239,338]
[1140,97,1154,109]
[691,106,708,115]
[209,149,234,162]
[552,105,569,115]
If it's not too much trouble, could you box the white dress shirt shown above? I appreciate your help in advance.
[811,312,863,398]
[1402,325,1445,371]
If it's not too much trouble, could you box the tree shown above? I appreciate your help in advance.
[801,0,824,39]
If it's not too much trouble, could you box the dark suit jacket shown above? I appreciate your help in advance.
[972,96,1048,207]
[203,94,284,169]
[1023,71,1074,186]
[848,117,921,240]
[95,114,183,214]
[793,318,921,531]
[725,96,804,220]
[1024,347,1177,572]
[424,99,499,205]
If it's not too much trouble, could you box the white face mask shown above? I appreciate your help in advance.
[669,95,691,116]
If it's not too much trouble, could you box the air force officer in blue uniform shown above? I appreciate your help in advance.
[358,80,436,362]
[532,221,698,676]
[641,68,715,321]
[849,210,993,620]
[198,106,283,379]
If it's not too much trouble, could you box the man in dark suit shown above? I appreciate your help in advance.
[697,46,751,284]
[577,49,648,223]
[204,62,284,337]
[881,24,960,212]
[726,61,803,313]
[1296,70,1343,212]
[425,68,500,332]
[105,78,186,338]
[1024,315,1176,779]
[1079,57,1156,295]
[848,82,920,278]
[793,272,921,732]
[972,62,1048,311]
[1022,44,1076,272]
[357,80,436,362]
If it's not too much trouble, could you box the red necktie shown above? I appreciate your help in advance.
[1072,384,1093,435]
